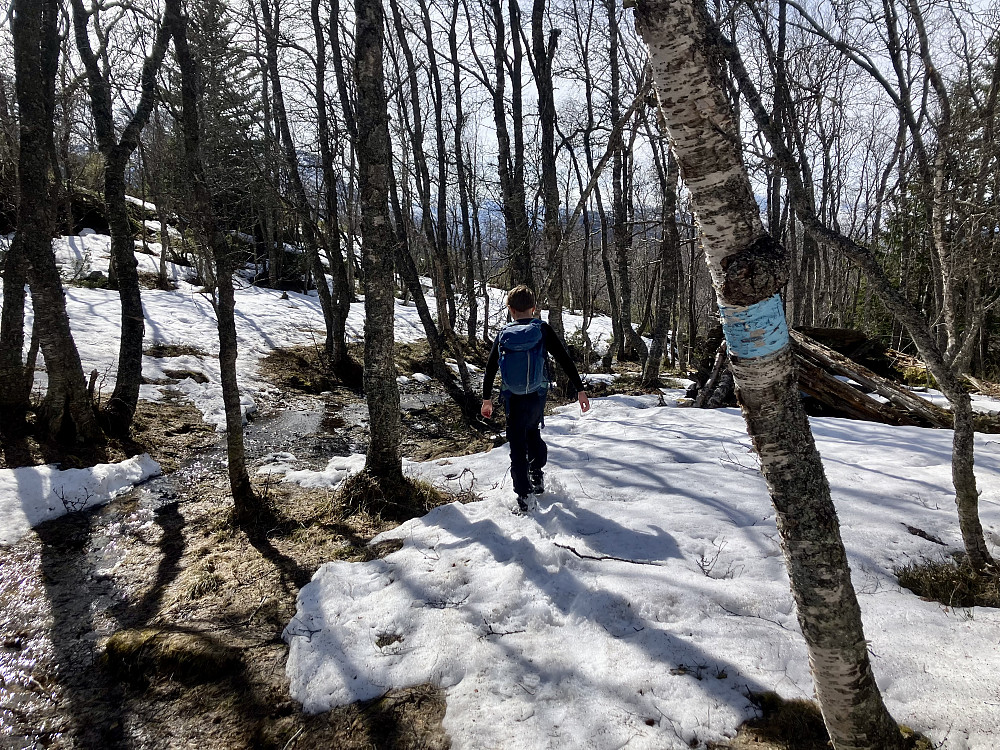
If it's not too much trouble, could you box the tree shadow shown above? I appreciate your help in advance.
[34,511,128,747]
[245,521,314,591]
[31,495,190,747]
[125,501,186,625]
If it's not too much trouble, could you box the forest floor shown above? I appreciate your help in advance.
[0,342,486,749]
[1,342,818,750]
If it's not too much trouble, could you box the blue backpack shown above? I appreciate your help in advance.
[497,318,549,395]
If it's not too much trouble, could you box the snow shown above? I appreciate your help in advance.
[124,194,157,212]
[0,454,161,545]
[143,219,183,240]
[4,228,1000,746]
[916,387,1000,416]
[26,233,438,430]
[281,396,1000,749]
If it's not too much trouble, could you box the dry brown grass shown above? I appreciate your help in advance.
[709,691,933,750]
[896,558,1000,609]
[102,628,242,686]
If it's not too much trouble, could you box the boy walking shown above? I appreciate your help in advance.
[481,285,591,512]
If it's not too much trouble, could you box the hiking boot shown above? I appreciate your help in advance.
[528,471,544,495]
[515,495,531,513]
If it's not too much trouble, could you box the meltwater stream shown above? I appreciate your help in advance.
[0,376,459,747]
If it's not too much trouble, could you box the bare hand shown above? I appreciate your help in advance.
[481,399,493,419]
[578,391,591,413]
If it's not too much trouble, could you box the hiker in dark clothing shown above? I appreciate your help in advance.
[481,285,591,512]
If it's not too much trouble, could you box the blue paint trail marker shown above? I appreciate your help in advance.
[718,293,790,359]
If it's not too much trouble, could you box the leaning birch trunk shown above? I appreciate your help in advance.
[633,1,905,748]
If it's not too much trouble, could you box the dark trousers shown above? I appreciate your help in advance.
[504,391,547,496]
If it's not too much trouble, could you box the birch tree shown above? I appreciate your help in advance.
[633,0,907,746]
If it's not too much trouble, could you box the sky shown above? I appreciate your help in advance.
[1,230,999,748]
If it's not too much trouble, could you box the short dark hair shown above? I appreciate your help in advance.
[507,285,536,313]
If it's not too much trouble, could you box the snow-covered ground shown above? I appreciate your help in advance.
[43,232,428,428]
[0,231,615,545]
[7,231,616,432]
[278,396,1000,749]
[0,455,161,546]
[3,228,1000,747]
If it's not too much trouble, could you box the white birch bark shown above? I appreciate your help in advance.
[633,1,906,747]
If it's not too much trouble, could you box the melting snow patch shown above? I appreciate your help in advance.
[0,455,161,546]
[283,454,368,489]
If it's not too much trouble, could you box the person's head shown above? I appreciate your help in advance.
[506,285,536,317]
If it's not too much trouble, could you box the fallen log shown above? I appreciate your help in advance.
[790,330,954,429]
[794,358,922,427]
[687,329,1000,433]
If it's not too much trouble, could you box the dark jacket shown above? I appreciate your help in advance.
[482,319,585,400]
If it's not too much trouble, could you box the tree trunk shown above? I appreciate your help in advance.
[531,0,563,339]
[608,0,647,367]
[166,0,255,518]
[390,174,478,418]
[387,0,476,401]
[355,0,404,483]
[448,0,478,348]
[328,0,360,305]
[259,0,338,365]
[415,0,459,332]
[387,0,445,326]
[312,0,352,367]
[13,0,104,448]
[70,0,171,435]
[642,143,681,386]
[634,2,906,748]
[942,382,994,568]
[0,233,30,419]
[489,0,532,288]
[101,156,146,431]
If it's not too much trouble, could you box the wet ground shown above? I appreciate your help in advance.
[0,364,486,749]
[0,341,674,750]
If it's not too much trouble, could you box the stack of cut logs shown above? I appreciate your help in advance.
[687,329,1000,433]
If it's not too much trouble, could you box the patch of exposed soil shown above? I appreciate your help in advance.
[137,272,179,292]
[0,396,215,472]
[0,395,455,749]
[144,343,209,359]
[128,395,219,472]
[260,342,495,461]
